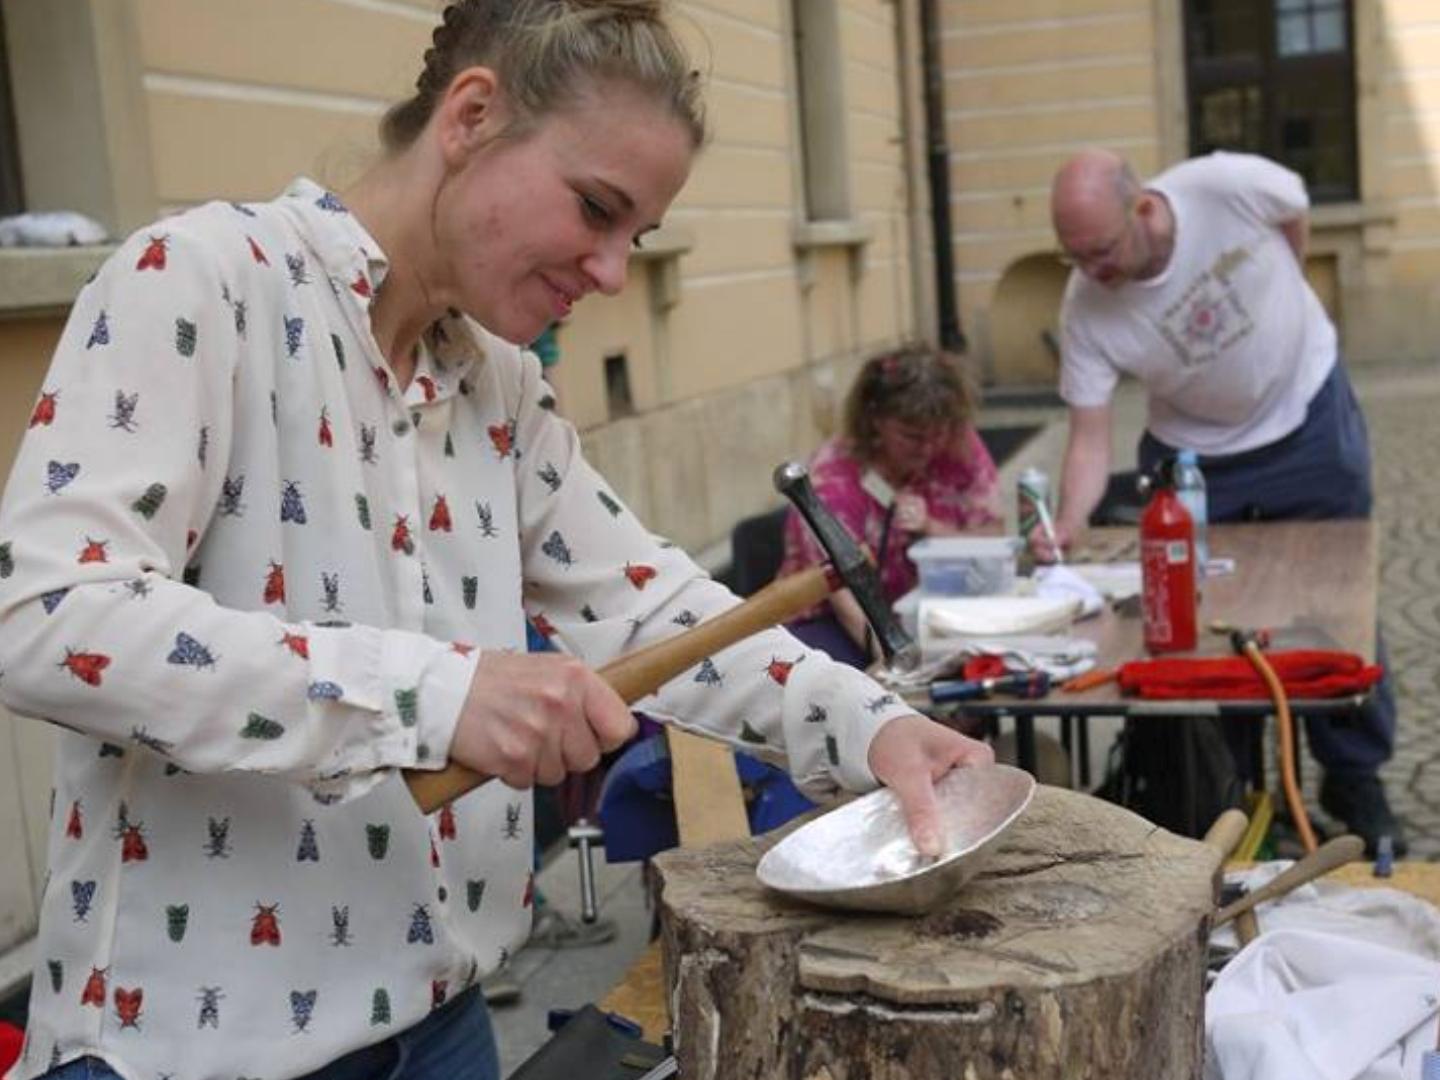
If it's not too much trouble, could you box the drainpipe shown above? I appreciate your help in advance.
[918,0,965,352]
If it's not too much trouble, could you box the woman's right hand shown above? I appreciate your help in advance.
[1026,519,1074,564]
[449,652,637,789]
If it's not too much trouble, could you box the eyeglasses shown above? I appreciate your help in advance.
[1057,206,1132,270]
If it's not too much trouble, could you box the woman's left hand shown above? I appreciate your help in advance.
[867,713,995,858]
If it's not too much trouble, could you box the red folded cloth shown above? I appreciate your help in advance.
[0,1021,23,1075]
[1117,649,1384,700]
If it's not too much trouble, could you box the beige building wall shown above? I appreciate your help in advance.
[0,0,927,963]
[943,0,1440,387]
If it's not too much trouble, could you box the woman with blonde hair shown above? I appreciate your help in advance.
[0,4,991,1078]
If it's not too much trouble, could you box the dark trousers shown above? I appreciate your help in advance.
[1138,360,1396,775]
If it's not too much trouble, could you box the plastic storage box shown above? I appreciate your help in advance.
[907,536,1018,596]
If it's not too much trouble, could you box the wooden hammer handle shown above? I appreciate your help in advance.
[1215,833,1365,927]
[402,564,837,814]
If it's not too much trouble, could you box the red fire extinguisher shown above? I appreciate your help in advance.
[1140,458,1198,654]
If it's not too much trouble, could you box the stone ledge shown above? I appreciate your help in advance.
[791,218,874,250]
[0,246,113,318]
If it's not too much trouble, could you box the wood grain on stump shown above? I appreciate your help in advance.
[654,785,1221,1080]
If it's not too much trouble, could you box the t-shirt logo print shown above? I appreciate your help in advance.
[1160,267,1255,368]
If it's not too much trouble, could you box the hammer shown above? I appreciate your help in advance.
[403,462,917,814]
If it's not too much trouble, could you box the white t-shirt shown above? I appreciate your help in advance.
[1058,152,1337,455]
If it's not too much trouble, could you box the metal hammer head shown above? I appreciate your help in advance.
[774,461,920,673]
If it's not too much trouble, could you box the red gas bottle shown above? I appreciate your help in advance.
[1140,458,1198,654]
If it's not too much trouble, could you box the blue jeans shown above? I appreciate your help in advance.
[1138,360,1396,775]
[38,986,499,1080]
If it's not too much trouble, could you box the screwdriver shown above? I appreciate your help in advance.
[929,670,1051,704]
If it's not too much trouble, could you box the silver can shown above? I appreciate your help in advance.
[1017,467,1050,538]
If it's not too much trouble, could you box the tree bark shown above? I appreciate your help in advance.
[654,785,1220,1080]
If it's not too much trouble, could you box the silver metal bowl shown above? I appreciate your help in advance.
[755,763,1035,914]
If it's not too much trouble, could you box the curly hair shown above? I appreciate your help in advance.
[841,344,979,465]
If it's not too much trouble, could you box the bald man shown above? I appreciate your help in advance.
[1040,148,1401,855]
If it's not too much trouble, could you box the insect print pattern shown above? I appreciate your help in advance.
[289,989,317,1032]
[406,904,434,945]
[136,234,168,271]
[131,726,174,756]
[30,390,58,428]
[47,959,63,994]
[318,407,333,448]
[263,561,285,605]
[283,316,305,358]
[204,817,232,859]
[422,569,433,605]
[250,903,282,947]
[475,501,497,537]
[804,704,828,725]
[280,480,308,524]
[117,577,152,600]
[166,904,189,943]
[80,965,106,1006]
[541,530,573,568]
[462,575,478,609]
[65,800,82,840]
[765,656,800,686]
[307,680,343,701]
[672,609,699,628]
[60,648,110,687]
[167,632,218,670]
[46,460,80,494]
[359,425,378,464]
[503,802,522,840]
[131,483,167,520]
[739,719,765,744]
[279,631,308,658]
[365,823,390,860]
[241,711,283,743]
[108,390,139,432]
[86,311,110,349]
[285,252,310,287]
[865,693,898,713]
[538,462,562,493]
[429,494,452,532]
[391,516,414,556]
[370,988,392,1026]
[466,879,486,913]
[316,190,345,212]
[71,880,97,922]
[694,658,723,687]
[296,820,319,862]
[597,490,623,517]
[354,493,372,531]
[247,235,269,264]
[431,980,448,1009]
[77,536,109,564]
[0,541,12,578]
[41,588,70,614]
[330,906,352,947]
[115,811,148,864]
[624,563,657,589]
[331,333,346,370]
[175,317,197,357]
[197,986,223,1029]
[321,572,341,613]
[113,985,144,1030]
[219,475,246,517]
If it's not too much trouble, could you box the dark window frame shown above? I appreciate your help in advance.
[0,8,22,216]
[1183,0,1359,203]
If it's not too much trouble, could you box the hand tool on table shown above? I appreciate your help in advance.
[927,670,1050,705]
[403,462,920,814]
[1202,809,1261,946]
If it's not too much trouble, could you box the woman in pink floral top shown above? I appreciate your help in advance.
[779,345,1003,664]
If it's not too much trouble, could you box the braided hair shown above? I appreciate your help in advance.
[381,0,706,152]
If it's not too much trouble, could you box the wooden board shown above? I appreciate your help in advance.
[654,786,1222,1080]
[666,727,749,848]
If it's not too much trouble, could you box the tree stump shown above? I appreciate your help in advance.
[654,785,1220,1080]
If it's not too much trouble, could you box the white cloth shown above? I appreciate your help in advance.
[0,180,914,1080]
[920,596,1082,643]
[1032,564,1105,619]
[1059,151,1336,456]
[1206,866,1440,1080]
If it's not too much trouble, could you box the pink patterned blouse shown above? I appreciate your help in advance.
[778,428,1003,608]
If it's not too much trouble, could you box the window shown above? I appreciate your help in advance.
[1184,0,1357,202]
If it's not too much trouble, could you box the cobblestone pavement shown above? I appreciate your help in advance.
[1357,367,1440,860]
